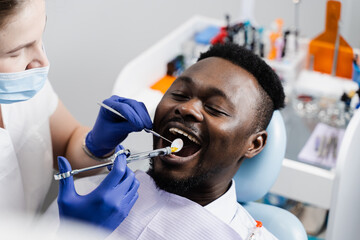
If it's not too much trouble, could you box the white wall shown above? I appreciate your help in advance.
[44,0,360,126]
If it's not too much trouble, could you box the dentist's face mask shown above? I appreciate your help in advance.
[0,65,49,104]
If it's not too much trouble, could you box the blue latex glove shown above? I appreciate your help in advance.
[86,95,152,157]
[57,145,139,231]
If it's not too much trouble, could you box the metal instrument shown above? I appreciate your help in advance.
[54,146,172,180]
[97,102,172,144]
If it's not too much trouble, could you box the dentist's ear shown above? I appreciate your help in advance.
[244,130,267,159]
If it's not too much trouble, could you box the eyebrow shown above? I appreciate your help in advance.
[177,76,194,85]
[178,76,228,98]
[6,40,36,54]
[6,15,47,55]
[177,76,235,110]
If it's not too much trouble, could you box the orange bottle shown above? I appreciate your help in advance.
[308,0,353,78]
[267,19,283,60]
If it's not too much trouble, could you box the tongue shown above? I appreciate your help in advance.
[174,144,200,157]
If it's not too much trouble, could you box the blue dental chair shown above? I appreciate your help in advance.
[234,110,308,240]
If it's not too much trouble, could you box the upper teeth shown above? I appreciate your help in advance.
[169,128,200,145]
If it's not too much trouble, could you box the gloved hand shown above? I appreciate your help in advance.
[57,145,139,231]
[86,95,152,157]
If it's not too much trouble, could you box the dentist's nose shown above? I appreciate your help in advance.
[26,45,49,70]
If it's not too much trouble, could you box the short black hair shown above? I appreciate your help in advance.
[197,42,285,132]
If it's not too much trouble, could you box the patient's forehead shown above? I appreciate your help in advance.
[179,57,261,107]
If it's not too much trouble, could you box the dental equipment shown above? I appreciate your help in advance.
[54,138,184,180]
[97,102,172,144]
[170,138,183,153]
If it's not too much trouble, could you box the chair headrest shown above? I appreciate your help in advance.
[234,110,286,203]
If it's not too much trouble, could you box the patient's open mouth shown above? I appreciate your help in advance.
[168,127,201,158]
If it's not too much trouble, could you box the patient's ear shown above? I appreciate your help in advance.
[244,130,267,159]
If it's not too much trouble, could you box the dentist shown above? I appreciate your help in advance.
[0,0,151,231]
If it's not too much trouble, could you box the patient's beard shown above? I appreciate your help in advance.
[147,159,219,196]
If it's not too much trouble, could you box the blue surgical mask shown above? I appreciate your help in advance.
[0,65,49,104]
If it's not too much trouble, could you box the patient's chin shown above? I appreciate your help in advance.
[147,167,211,196]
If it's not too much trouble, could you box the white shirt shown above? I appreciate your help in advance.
[205,180,278,239]
[0,80,58,216]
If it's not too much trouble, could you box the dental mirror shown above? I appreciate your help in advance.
[171,138,183,153]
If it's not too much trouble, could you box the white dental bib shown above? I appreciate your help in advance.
[109,171,243,239]
[62,171,242,239]
[45,169,278,239]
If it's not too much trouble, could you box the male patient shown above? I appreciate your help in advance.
[55,42,285,239]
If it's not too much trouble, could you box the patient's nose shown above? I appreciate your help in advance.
[175,99,204,122]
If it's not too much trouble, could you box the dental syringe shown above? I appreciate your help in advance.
[53,138,183,181]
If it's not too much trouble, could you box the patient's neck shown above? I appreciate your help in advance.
[183,181,232,206]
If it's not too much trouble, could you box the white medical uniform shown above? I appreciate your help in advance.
[0,80,58,216]
[45,170,278,239]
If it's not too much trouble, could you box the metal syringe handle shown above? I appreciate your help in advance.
[54,147,172,180]
[54,149,130,180]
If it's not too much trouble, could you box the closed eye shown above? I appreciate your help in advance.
[171,92,190,101]
[205,104,230,117]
